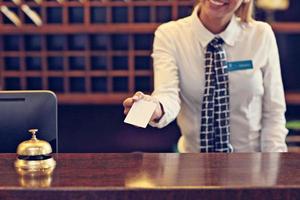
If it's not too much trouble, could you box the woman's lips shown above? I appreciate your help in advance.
[209,0,229,6]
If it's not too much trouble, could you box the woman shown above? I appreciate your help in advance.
[123,0,288,152]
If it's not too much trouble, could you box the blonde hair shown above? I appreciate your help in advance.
[235,0,254,22]
[197,0,254,23]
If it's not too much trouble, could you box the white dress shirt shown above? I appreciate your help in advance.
[149,6,288,152]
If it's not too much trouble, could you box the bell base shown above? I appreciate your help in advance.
[15,157,56,176]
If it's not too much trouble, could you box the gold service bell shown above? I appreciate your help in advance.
[15,129,56,176]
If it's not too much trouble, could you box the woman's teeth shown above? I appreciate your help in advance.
[209,0,225,6]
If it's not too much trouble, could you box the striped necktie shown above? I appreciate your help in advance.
[200,37,233,153]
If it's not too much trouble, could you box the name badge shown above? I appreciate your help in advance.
[227,60,253,72]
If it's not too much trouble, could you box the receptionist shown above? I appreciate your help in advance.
[123,0,288,153]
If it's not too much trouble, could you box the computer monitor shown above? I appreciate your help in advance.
[0,90,58,153]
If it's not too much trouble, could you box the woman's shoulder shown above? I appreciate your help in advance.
[155,16,193,35]
[241,19,274,37]
[238,19,277,50]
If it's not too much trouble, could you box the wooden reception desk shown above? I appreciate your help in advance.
[0,153,299,200]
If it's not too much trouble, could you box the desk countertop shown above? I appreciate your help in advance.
[0,153,299,200]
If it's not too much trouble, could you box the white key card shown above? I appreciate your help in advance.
[124,99,156,128]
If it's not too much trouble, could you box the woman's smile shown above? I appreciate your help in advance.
[209,0,229,7]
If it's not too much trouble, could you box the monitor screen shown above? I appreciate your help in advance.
[0,91,57,153]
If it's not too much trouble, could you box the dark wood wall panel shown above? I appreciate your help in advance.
[0,0,299,104]
[0,0,194,104]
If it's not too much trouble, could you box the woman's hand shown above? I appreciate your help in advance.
[123,91,164,122]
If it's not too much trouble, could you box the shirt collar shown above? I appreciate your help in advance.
[190,5,242,48]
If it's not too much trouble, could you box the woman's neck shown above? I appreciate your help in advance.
[199,11,232,34]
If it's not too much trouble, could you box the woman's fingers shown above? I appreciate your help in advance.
[122,98,132,107]
[124,107,130,115]
[123,91,144,115]
[133,91,144,100]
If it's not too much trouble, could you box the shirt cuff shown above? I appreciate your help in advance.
[148,96,172,128]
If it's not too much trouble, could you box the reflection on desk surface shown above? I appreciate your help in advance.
[0,153,299,189]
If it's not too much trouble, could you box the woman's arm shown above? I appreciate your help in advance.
[149,23,181,128]
[261,25,288,152]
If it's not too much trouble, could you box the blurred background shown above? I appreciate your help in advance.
[0,0,299,152]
